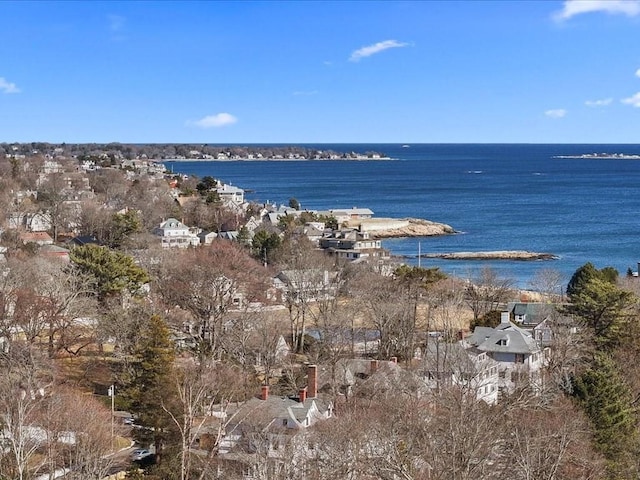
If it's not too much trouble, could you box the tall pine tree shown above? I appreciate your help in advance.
[120,315,175,464]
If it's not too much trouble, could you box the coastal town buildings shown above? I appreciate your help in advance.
[0,143,594,479]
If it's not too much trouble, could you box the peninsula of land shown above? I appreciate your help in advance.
[345,218,456,238]
[1,142,387,162]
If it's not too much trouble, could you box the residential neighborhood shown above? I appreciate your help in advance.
[0,144,633,479]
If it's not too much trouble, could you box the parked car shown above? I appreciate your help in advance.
[130,449,151,461]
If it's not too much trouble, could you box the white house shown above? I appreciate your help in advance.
[7,212,52,232]
[216,184,245,205]
[153,218,200,248]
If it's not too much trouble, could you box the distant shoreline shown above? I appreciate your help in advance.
[163,157,393,162]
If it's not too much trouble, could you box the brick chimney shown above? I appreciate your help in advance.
[390,356,398,364]
[370,359,379,374]
[307,364,317,398]
[299,387,307,403]
[261,385,269,401]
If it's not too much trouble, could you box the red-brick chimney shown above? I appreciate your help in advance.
[390,357,398,364]
[370,359,379,373]
[261,385,269,401]
[307,364,317,398]
[299,387,307,403]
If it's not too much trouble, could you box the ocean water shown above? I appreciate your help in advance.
[165,144,640,288]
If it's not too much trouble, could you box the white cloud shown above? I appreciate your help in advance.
[545,109,567,118]
[188,113,238,128]
[553,0,640,21]
[349,40,409,62]
[0,77,20,94]
[636,68,640,78]
[585,98,613,107]
[622,92,640,107]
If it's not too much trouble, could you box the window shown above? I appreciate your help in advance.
[515,354,525,364]
[497,339,507,346]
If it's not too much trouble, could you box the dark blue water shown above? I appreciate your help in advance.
[165,144,640,287]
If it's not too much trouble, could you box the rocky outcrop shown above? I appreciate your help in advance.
[346,218,456,238]
[418,251,558,261]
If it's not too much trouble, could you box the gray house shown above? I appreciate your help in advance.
[467,312,545,394]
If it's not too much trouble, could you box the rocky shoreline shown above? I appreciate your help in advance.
[416,251,558,261]
[346,217,456,238]
[341,218,556,261]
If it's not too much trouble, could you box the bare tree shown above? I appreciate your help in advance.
[162,361,235,480]
[275,238,332,354]
[153,243,267,362]
[37,173,75,242]
[350,270,412,360]
[0,345,54,480]
[421,387,502,480]
[2,257,96,357]
[39,388,119,480]
[465,267,515,322]
[497,397,605,480]
[528,268,566,301]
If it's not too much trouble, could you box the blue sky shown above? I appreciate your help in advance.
[1,0,640,143]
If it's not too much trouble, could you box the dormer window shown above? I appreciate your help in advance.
[497,338,508,346]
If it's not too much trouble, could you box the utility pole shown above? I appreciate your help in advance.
[108,385,115,449]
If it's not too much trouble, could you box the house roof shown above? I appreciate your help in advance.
[39,244,70,259]
[422,340,498,374]
[217,184,244,194]
[469,321,541,355]
[20,231,53,244]
[507,302,554,325]
[226,395,330,432]
[318,208,374,217]
[68,235,98,246]
[317,358,427,396]
[158,218,188,229]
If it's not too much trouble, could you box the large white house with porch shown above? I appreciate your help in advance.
[153,218,200,248]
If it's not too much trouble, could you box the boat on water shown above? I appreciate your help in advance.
[401,144,410,148]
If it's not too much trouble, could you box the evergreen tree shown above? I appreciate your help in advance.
[566,262,618,300]
[120,315,176,465]
[565,277,634,350]
[252,229,281,264]
[572,352,639,477]
[108,209,142,248]
[69,244,150,302]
